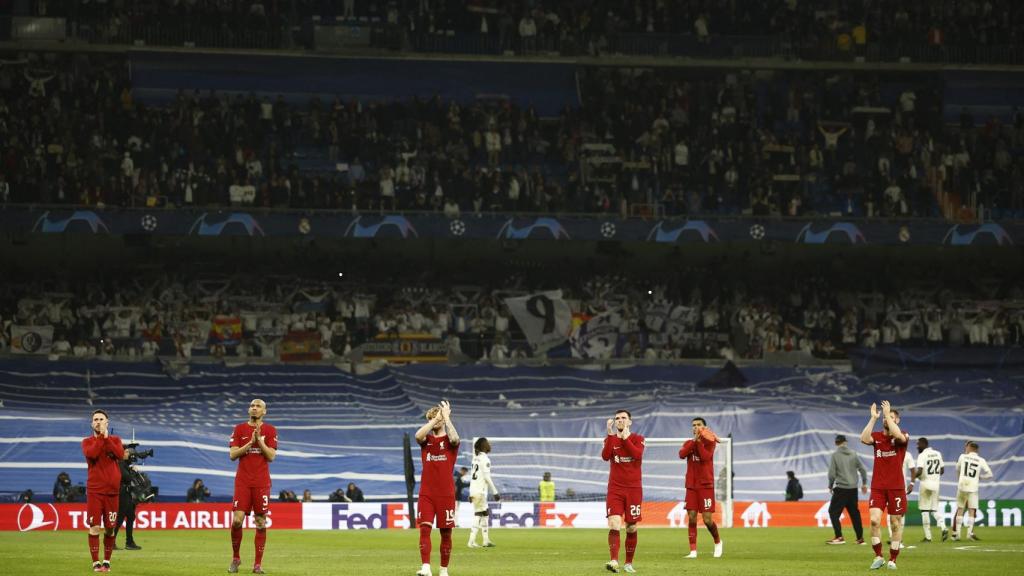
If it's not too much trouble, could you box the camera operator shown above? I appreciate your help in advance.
[113,442,155,550]
[53,471,78,502]
[113,457,141,550]
[187,478,211,503]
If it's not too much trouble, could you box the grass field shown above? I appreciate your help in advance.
[1,527,1020,575]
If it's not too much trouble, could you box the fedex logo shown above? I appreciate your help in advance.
[332,504,408,530]
[487,503,578,528]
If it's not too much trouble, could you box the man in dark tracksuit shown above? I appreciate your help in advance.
[826,434,868,544]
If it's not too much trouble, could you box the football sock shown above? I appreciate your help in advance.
[231,525,243,558]
[481,516,490,543]
[439,528,452,568]
[625,531,637,564]
[706,521,721,544]
[871,536,882,557]
[965,512,975,536]
[103,534,115,561]
[889,540,900,561]
[608,529,620,561]
[922,512,932,539]
[254,527,266,565]
[687,519,698,551]
[469,517,478,545]
[88,534,100,562]
[419,525,432,564]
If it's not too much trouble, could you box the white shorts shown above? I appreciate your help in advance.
[470,492,489,514]
[918,487,940,511]
[956,490,979,509]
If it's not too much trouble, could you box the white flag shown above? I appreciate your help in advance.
[503,291,572,353]
[570,309,623,359]
[11,325,54,354]
[644,302,671,332]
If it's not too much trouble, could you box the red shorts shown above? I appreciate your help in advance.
[869,488,907,515]
[86,493,119,528]
[417,494,456,528]
[233,486,271,516]
[685,487,716,513]
[606,487,643,523]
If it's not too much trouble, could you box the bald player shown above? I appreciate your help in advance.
[228,399,278,574]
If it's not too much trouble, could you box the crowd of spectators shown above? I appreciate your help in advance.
[3,51,1023,219]
[20,1,1024,62]
[2,263,1023,364]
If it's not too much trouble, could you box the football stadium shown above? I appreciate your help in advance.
[0,2,1022,575]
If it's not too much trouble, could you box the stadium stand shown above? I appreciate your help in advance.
[16,1,1024,64]
[3,51,1024,219]
[2,4,1023,541]
[3,264,1024,363]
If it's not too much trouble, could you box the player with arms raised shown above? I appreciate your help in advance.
[468,437,499,548]
[678,417,722,559]
[415,401,460,576]
[601,409,645,574]
[228,399,278,575]
[82,409,127,573]
[860,401,908,570]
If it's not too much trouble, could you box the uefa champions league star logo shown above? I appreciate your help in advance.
[600,222,616,238]
[141,214,158,232]
[450,219,466,236]
[749,224,765,240]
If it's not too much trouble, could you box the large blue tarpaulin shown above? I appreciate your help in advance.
[0,360,1020,502]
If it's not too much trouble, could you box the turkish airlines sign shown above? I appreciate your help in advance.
[0,503,302,531]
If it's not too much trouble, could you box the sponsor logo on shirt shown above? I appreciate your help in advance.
[876,449,897,458]
[427,454,449,462]
[614,456,635,463]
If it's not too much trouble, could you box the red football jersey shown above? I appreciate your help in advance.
[679,437,716,489]
[230,422,278,488]
[870,429,909,490]
[602,433,645,490]
[82,435,124,495]
[419,433,458,498]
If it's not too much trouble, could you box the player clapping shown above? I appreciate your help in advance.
[601,410,645,574]
[414,401,460,576]
[860,401,909,571]
[678,417,722,559]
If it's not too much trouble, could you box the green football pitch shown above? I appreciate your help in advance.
[1,528,1020,575]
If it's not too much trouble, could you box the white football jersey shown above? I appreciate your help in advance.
[956,452,993,493]
[901,450,915,483]
[915,447,944,491]
[469,452,499,496]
